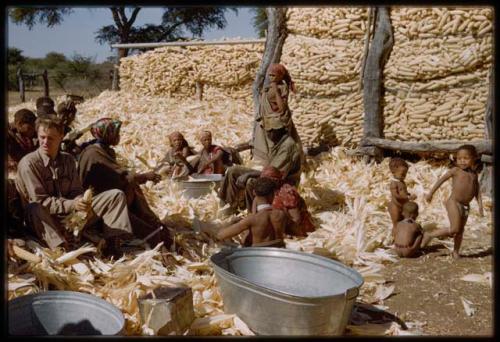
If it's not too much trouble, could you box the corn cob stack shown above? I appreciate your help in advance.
[384,7,492,141]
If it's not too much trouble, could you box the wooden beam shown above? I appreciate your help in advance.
[111,39,266,49]
[362,137,493,155]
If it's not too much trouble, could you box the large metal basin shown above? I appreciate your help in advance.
[177,174,222,199]
[210,248,363,336]
[8,291,125,336]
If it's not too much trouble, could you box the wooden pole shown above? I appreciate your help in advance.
[361,7,394,162]
[111,39,266,49]
[480,66,494,196]
[362,137,493,155]
[42,69,49,97]
[17,68,25,103]
[195,81,204,101]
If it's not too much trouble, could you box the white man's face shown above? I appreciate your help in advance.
[38,126,63,157]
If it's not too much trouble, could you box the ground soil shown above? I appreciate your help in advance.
[380,228,493,336]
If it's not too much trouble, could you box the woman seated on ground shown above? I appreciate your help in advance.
[78,118,171,248]
[155,131,196,179]
[254,166,315,237]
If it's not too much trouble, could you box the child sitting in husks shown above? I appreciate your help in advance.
[203,177,286,247]
[196,130,225,175]
[394,201,423,258]
[388,157,416,237]
[155,131,196,179]
[422,145,484,259]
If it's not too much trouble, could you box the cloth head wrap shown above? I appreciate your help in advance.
[91,118,122,145]
[267,63,296,93]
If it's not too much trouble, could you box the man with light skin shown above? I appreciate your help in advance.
[15,117,135,254]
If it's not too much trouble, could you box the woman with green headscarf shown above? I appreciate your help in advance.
[78,118,172,248]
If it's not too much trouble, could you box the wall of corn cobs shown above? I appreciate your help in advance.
[119,7,493,147]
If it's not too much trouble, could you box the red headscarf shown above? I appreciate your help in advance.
[267,63,296,93]
[260,166,283,181]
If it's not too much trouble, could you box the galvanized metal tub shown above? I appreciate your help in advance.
[210,248,364,336]
[8,291,125,336]
[177,174,222,199]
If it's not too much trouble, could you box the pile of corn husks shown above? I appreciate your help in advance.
[7,91,492,336]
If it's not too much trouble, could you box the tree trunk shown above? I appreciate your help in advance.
[251,7,288,158]
[112,48,129,91]
[362,137,492,155]
[361,7,394,162]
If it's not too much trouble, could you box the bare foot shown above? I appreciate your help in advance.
[452,251,461,259]
[421,232,432,247]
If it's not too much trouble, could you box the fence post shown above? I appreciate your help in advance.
[17,68,25,103]
[42,69,49,97]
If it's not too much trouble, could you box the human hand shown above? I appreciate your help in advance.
[145,171,161,183]
[74,196,92,212]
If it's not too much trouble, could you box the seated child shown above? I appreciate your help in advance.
[7,109,38,170]
[388,157,416,236]
[35,96,56,116]
[422,145,484,259]
[203,177,286,247]
[57,100,91,155]
[196,130,225,175]
[394,201,423,258]
[155,131,196,179]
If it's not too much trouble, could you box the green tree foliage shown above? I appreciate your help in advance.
[251,8,267,38]
[9,7,73,29]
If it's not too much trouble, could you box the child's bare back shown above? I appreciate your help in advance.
[393,201,423,258]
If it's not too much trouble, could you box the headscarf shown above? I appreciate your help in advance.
[260,166,283,181]
[267,63,296,93]
[90,118,122,145]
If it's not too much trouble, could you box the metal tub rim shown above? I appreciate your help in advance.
[210,247,364,301]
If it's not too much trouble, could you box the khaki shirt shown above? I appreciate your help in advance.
[268,135,301,186]
[16,148,83,215]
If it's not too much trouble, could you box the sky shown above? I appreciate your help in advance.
[7,7,259,63]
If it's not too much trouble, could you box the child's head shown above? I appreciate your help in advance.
[56,100,77,126]
[36,96,56,116]
[402,201,418,220]
[168,131,186,150]
[199,130,212,149]
[389,157,409,180]
[254,177,278,200]
[14,109,37,138]
[456,145,479,171]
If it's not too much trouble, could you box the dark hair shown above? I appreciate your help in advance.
[456,144,482,173]
[389,157,409,173]
[402,201,419,217]
[35,116,64,135]
[36,96,55,109]
[254,177,277,197]
[57,101,77,116]
[14,109,36,125]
